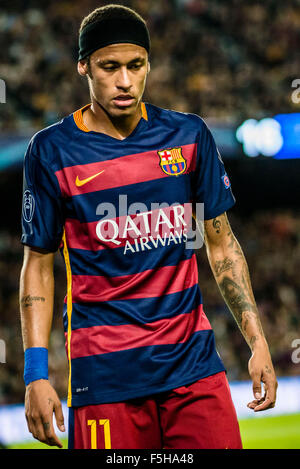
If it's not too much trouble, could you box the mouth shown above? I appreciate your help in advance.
[113,95,135,108]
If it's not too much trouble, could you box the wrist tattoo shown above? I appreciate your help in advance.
[250,335,258,348]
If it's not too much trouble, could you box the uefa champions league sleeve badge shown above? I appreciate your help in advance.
[22,189,35,223]
[221,173,231,189]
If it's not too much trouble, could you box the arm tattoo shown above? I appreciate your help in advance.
[214,257,234,277]
[227,231,243,256]
[212,217,221,234]
[21,295,46,308]
[217,273,264,340]
[207,213,264,345]
[218,276,256,328]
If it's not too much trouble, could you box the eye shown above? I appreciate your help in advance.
[129,63,142,70]
[104,65,118,71]
[99,62,119,71]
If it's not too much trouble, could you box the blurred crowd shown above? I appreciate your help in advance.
[0,208,299,404]
[0,0,299,132]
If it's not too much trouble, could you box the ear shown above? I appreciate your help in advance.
[147,61,151,74]
[77,60,88,77]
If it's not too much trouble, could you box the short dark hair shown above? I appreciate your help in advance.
[79,4,147,35]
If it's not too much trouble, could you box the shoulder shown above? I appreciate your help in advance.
[147,103,207,132]
[27,114,73,168]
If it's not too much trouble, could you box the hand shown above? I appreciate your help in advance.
[247,345,278,412]
[25,379,65,448]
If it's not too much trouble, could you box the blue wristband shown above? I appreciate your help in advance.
[24,347,48,386]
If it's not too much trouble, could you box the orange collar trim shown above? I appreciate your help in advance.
[73,104,91,133]
[141,102,148,121]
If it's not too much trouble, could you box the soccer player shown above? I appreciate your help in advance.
[19,5,277,449]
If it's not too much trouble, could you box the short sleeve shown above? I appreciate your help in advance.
[21,139,65,252]
[193,119,236,220]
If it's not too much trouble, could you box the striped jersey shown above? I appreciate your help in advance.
[21,102,235,407]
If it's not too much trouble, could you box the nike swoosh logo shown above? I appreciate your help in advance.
[75,170,105,187]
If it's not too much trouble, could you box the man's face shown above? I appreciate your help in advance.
[78,43,149,119]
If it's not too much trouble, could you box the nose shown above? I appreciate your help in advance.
[115,66,132,90]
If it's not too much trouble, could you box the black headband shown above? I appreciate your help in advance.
[78,17,151,61]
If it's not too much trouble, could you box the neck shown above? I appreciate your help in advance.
[83,99,143,140]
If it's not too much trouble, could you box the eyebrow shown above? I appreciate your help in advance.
[97,57,146,66]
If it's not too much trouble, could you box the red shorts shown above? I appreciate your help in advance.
[68,371,242,449]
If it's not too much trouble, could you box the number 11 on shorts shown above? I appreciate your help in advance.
[87,419,111,449]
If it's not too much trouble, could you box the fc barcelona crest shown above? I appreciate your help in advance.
[158,147,186,176]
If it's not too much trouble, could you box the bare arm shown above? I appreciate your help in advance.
[203,212,277,411]
[20,246,55,348]
[20,246,65,447]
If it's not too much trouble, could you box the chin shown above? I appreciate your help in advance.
[110,105,136,118]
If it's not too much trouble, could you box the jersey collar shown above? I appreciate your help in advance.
[73,102,148,133]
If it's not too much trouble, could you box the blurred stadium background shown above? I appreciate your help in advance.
[0,0,300,449]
